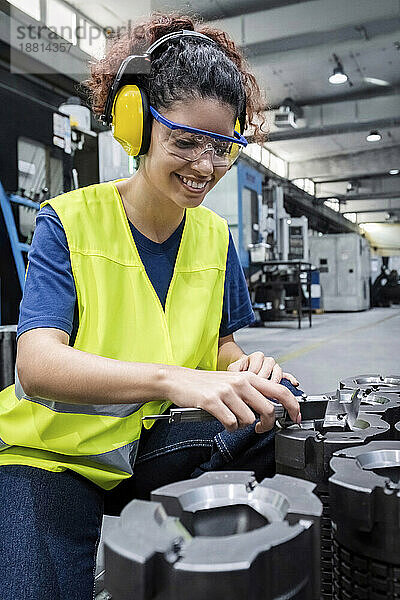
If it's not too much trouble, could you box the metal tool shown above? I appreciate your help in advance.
[142,390,363,430]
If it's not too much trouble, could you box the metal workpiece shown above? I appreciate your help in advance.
[335,387,400,432]
[339,373,400,394]
[329,441,400,600]
[275,413,389,479]
[275,413,389,600]
[395,421,400,440]
[356,391,400,431]
[104,471,322,600]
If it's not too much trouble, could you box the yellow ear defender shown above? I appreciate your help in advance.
[111,85,150,157]
[228,117,243,164]
[101,30,246,158]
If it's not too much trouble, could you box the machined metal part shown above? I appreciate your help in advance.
[95,516,119,598]
[335,388,400,431]
[356,391,400,430]
[104,471,322,600]
[339,373,400,394]
[275,413,389,600]
[323,389,361,430]
[329,441,400,600]
[395,421,400,440]
[0,325,17,391]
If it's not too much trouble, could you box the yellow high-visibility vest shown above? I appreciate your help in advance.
[0,180,229,489]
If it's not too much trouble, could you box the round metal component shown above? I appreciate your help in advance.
[0,325,17,391]
[357,391,400,430]
[339,373,400,394]
[104,471,322,600]
[395,421,400,440]
[275,413,389,600]
[329,441,400,600]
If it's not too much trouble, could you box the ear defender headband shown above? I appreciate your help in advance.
[101,30,247,157]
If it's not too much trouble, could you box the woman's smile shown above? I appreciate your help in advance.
[175,173,211,193]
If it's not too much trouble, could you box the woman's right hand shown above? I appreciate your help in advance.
[160,366,301,434]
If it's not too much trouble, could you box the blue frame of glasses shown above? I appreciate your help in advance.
[149,106,248,147]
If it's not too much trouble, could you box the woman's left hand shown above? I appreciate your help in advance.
[227,351,299,387]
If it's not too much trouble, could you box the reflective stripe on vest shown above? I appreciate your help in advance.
[0,180,229,489]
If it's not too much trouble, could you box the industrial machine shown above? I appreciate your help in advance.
[103,471,322,600]
[248,260,313,328]
[247,184,313,326]
[268,184,309,263]
[371,265,400,307]
[202,162,264,270]
[309,233,370,311]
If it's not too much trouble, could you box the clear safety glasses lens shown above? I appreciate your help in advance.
[161,128,242,167]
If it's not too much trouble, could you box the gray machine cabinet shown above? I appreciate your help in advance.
[309,233,370,311]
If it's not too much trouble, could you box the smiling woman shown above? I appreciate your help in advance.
[0,12,302,600]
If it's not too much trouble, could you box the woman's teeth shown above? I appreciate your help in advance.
[177,175,207,190]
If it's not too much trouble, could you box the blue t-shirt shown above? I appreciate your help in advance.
[17,205,255,343]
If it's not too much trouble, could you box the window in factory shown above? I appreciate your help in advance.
[303,178,315,196]
[343,213,357,223]
[78,17,106,59]
[8,0,41,20]
[292,178,315,196]
[261,146,270,169]
[269,153,287,178]
[46,0,77,44]
[243,144,288,179]
[324,198,340,212]
[243,143,261,163]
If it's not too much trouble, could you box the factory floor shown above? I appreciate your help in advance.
[234,306,400,395]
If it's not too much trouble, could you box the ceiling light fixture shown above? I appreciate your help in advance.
[329,67,348,85]
[364,77,390,87]
[366,130,381,142]
[329,54,348,84]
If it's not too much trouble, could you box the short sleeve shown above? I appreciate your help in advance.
[219,231,255,337]
[16,205,77,340]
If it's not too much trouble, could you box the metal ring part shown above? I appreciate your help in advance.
[103,471,322,600]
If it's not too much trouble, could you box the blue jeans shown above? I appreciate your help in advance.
[0,380,302,599]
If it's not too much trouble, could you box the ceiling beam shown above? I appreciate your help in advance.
[266,117,400,142]
[341,207,400,213]
[267,86,400,111]
[316,191,400,202]
[288,145,400,180]
[212,0,400,53]
[244,16,399,58]
[152,0,315,21]
[314,173,399,184]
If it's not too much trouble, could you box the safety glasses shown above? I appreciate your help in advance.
[150,106,248,167]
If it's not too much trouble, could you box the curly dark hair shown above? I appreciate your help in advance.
[83,13,268,144]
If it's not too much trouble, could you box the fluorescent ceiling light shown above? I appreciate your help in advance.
[364,77,390,87]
